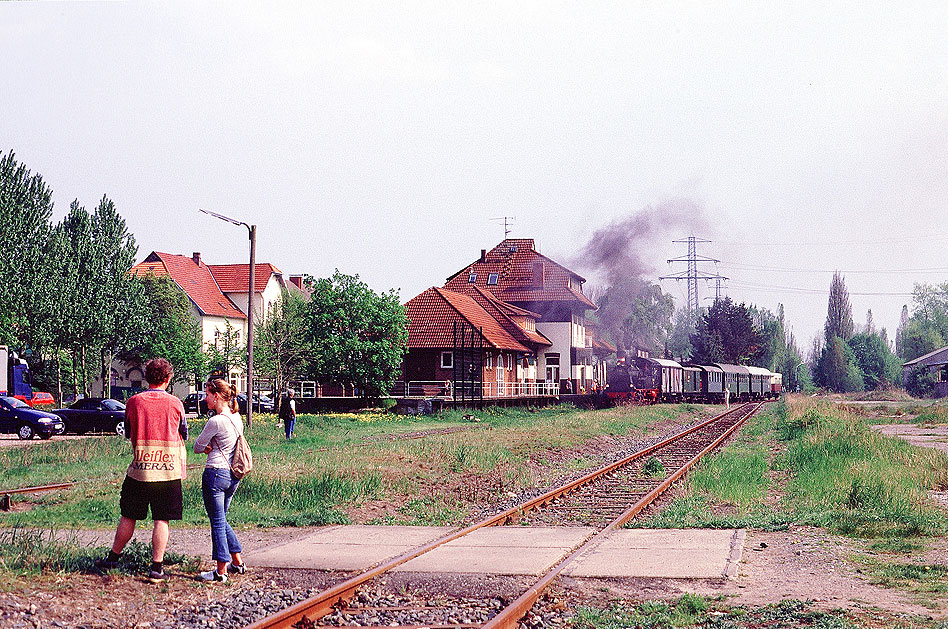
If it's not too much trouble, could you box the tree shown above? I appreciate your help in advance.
[667,308,696,361]
[848,332,900,390]
[824,272,854,344]
[203,319,245,380]
[895,305,909,358]
[304,271,408,398]
[120,274,204,386]
[689,297,762,364]
[254,290,309,402]
[815,336,864,392]
[898,320,943,363]
[905,365,938,398]
[619,283,675,355]
[0,151,54,348]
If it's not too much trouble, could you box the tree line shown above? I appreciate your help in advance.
[0,151,408,402]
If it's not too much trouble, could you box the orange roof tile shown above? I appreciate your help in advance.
[132,252,246,319]
[405,288,532,352]
[444,239,597,310]
[207,263,283,293]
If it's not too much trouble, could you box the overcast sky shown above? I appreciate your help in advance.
[4,2,948,350]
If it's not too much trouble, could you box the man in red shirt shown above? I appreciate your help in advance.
[96,357,188,583]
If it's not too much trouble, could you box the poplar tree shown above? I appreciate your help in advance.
[824,272,854,344]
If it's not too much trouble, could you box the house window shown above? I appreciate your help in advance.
[486,353,493,368]
[487,273,498,285]
[525,319,535,332]
[441,352,454,369]
[545,353,559,366]
[468,273,477,283]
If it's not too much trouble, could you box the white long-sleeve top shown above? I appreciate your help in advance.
[193,411,243,469]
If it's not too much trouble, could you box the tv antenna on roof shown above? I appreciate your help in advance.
[490,216,516,239]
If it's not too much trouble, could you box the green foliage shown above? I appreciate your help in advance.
[304,270,409,397]
[667,308,696,362]
[814,336,864,393]
[642,456,666,478]
[899,320,944,363]
[573,596,709,629]
[593,277,674,355]
[905,365,939,398]
[825,271,855,343]
[254,290,309,400]
[689,297,762,364]
[120,273,204,384]
[0,151,54,349]
[848,332,901,390]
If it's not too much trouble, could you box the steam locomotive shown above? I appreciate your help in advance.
[605,356,782,404]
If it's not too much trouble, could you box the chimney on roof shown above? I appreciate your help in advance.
[289,275,304,289]
[192,252,201,266]
[480,249,486,263]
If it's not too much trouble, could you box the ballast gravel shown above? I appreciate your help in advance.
[162,581,574,629]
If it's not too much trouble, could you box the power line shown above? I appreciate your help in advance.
[719,261,948,275]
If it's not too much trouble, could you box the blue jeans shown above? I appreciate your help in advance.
[283,417,295,439]
[201,467,242,563]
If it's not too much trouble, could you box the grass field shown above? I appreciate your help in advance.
[0,402,716,529]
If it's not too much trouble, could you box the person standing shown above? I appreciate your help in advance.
[279,389,296,439]
[96,358,187,583]
[193,378,245,582]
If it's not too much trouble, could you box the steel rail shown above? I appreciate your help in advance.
[480,401,763,629]
[247,403,759,629]
[0,482,73,495]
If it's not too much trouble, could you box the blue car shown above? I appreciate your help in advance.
[0,396,65,439]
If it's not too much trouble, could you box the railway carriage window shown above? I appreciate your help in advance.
[440,352,454,369]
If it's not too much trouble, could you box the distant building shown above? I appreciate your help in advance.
[100,251,296,398]
[902,345,948,397]
[401,238,611,397]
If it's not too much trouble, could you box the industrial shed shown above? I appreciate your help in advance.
[902,345,948,397]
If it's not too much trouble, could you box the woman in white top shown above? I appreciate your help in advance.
[193,378,246,582]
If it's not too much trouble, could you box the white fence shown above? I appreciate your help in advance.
[389,381,559,398]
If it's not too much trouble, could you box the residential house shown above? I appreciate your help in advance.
[102,251,292,398]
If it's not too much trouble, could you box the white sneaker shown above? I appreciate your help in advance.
[199,569,228,583]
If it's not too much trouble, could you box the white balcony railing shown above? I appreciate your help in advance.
[389,381,560,399]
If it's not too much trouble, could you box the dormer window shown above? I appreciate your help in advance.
[487,273,498,285]
[525,319,536,332]
[468,273,477,283]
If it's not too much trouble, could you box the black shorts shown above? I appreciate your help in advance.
[119,476,183,521]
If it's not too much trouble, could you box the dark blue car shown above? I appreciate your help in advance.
[0,396,65,439]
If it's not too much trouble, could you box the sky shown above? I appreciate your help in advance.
[3,2,948,351]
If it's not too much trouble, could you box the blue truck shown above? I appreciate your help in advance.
[0,346,33,399]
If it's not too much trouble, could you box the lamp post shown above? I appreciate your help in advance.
[199,209,256,427]
[793,361,806,392]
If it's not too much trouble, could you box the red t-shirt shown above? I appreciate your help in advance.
[125,389,187,482]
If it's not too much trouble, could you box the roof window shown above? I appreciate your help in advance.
[487,273,498,285]
[509,245,518,252]
[468,273,477,283]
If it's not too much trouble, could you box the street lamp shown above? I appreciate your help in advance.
[199,208,256,427]
[793,361,806,392]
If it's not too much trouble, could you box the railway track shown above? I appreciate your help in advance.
[247,401,764,629]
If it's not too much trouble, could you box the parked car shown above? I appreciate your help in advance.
[53,398,126,436]
[183,392,209,416]
[14,391,56,408]
[0,396,65,439]
[237,393,274,413]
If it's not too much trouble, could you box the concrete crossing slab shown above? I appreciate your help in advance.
[394,526,596,576]
[566,528,745,578]
[253,525,455,571]
[251,525,745,579]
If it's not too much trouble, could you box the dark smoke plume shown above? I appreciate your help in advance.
[574,198,710,354]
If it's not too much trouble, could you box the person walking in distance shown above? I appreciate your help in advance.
[96,358,188,583]
[193,378,246,582]
[279,389,296,439]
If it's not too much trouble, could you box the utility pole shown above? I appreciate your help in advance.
[660,236,728,313]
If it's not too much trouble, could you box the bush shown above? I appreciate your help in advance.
[905,365,939,398]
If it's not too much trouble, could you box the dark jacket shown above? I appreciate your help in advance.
[279,396,296,421]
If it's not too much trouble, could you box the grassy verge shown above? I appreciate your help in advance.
[0,403,717,529]
[0,526,197,581]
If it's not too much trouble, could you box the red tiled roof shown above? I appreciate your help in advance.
[443,239,597,310]
[466,286,551,348]
[207,263,283,293]
[405,288,532,352]
[132,252,246,319]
